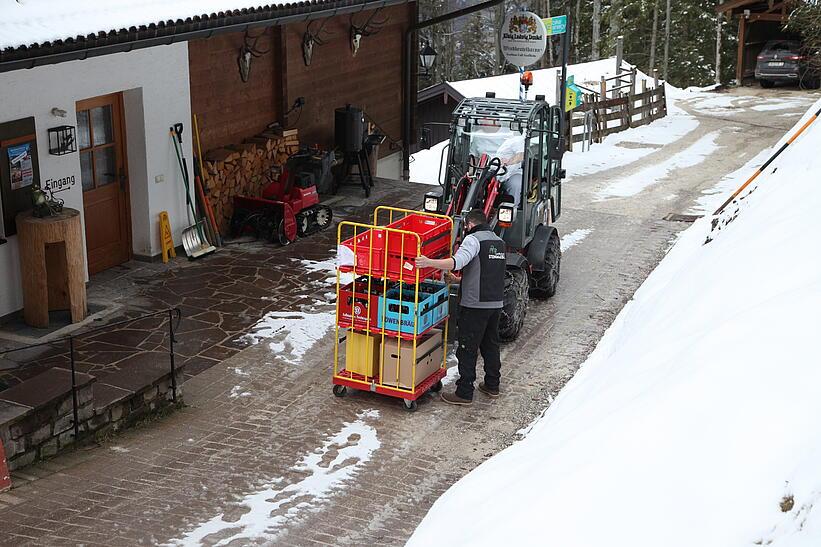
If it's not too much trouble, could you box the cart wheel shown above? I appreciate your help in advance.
[402,399,418,412]
[333,385,347,398]
[429,381,443,393]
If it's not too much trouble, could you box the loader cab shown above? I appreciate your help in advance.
[441,97,565,250]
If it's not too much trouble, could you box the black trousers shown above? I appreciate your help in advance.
[455,306,502,400]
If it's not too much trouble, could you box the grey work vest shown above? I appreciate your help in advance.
[460,227,506,309]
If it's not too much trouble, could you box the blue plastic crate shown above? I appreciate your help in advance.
[377,281,449,335]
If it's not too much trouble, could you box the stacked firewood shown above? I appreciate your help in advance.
[202,128,299,233]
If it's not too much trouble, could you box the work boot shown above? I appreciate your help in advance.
[440,392,472,406]
[478,383,500,398]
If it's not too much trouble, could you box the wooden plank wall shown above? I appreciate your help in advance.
[188,28,283,153]
[282,3,409,157]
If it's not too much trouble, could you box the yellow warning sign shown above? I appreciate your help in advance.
[159,211,176,263]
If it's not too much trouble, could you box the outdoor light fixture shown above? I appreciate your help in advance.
[47,125,77,156]
[419,40,437,78]
[423,191,442,213]
[498,203,515,227]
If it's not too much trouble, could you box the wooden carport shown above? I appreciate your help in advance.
[717,0,797,83]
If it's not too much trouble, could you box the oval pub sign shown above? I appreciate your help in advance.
[500,11,547,67]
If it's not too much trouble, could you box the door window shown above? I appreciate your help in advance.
[78,105,118,190]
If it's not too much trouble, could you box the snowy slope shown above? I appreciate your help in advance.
[0,0,301,50]
[408,100,821,547]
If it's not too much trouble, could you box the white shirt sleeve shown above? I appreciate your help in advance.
[453,234,481,270]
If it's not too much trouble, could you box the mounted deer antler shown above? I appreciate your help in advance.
[350,8,389,57]
[302,19,334,66]
[238,29,270,82]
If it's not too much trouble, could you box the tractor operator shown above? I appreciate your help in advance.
[416,209,506,406]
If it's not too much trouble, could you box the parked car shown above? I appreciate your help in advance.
[755,40,820,89]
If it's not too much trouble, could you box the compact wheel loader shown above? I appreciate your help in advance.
[423,94,566,341]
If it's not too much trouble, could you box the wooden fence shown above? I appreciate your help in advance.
[567,68,668,149]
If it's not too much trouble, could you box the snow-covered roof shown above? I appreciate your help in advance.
[0,1,290,51]
[0,0,404,72]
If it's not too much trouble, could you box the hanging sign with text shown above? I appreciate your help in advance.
[500,11,547,67]
[542,15,568,36]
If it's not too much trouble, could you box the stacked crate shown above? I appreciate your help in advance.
[332,207,453,411]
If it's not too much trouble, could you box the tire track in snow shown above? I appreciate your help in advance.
[595,130,723,200]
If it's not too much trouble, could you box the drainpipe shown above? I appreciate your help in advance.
[402,0,505,180]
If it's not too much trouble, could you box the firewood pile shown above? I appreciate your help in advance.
[202,128,299,233]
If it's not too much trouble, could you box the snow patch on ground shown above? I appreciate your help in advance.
[173,410,381,546]
[242,311,335,366]
[559,229,593,253]
[596,130,722,200]
[229,385,252,399]
[109,446,130,454]
[408,97,821,547]
[232,367,249,377]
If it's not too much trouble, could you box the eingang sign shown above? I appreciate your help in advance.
[500,11,547,67]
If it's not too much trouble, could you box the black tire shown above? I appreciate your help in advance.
[333,385,347,398]
[429,380,443,393]
[403,399,418,412]
[276,219,291,246]
[499,268,529,342]
[760,79,774,89]
[530,230,561,299]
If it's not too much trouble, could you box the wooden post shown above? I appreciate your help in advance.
[641,79,648,124]
[599,76,607,139]
[653,69,659,88]
[736,16,746,85]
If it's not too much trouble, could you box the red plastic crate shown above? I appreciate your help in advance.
[340,214,451,280]
[337,277,391,330]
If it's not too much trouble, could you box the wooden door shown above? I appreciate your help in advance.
[76,93,131,274]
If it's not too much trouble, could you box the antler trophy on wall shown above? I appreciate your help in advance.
[302,19,333,66]
[349,8,388,57]
[238,29,270,82]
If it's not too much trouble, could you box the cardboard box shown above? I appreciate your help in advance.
[344,330,381,378]
[380,329,444,389]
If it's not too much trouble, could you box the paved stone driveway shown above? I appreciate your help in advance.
[0,181,414,389]
[0,88,815,546]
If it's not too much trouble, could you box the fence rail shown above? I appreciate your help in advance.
[567,71,667,148]
[0,308,182,445]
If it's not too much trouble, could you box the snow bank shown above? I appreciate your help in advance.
[408,99,821,547]
[448,58,655,103]
[0,0,300,50]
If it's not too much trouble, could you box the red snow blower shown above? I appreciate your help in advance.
[230,162,333,245]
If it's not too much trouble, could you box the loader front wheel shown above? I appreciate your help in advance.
[499,267,529,342]
[531,230,561,299]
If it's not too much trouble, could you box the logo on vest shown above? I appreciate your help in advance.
[488,244,505,260]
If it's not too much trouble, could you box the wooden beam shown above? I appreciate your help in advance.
[763,1,784,14]
[736,15,746,84]
[749,12,788,21]
[716,0,759,14]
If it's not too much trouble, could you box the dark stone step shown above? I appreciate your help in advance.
[0,367,94,412]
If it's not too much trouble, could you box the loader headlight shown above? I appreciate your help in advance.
[424,192,441,213]
[498,204,515,226]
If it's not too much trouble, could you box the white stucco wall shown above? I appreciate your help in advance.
[0,42,193,317]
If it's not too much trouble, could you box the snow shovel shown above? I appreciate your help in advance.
[170,123,216,259]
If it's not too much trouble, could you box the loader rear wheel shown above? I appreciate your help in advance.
[499,268,529,342]
[531,230,561,299]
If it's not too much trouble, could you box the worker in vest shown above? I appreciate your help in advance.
[416,209,506,405]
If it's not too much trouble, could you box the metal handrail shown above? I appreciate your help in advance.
[0,308,182,445]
